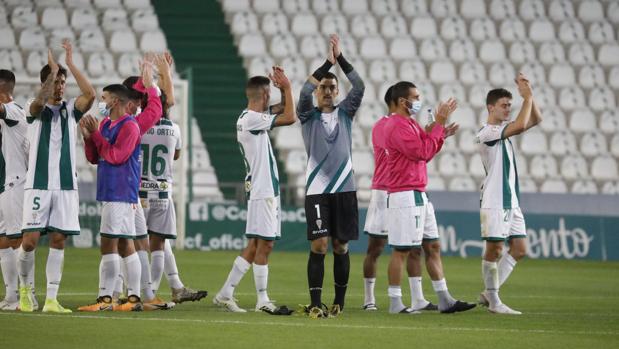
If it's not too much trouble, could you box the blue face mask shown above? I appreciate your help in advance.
[98,101,111,117]
[406,99,422,116]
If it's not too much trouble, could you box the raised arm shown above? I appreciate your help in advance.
[297,40,336,121]
[331,34,365,117]
[502,73,533,139]
[62,40,95,113]
[155,52,175,108]
[269,67,297,127]
[30,50,58,117]
[134,58,163,134]
[525,99,542,130]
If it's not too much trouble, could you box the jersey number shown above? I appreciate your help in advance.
[32,196,41,211]
[314,204,321,219]
[141,144,168,177]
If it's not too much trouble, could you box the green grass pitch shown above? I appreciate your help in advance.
[1,248,617,349]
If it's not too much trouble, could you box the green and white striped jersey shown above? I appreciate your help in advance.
[140,119,181,183]
[0,101,29,193]
[476,123,520,209]
[24,98,84,191]
[236,109,279,200]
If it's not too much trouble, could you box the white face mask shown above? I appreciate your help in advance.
[405,99,422,116]
[136,107,142,115]
[98,101,111,117]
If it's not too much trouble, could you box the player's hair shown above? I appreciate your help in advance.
[486,88,512,106]
[39,64,67,83]
[246,75,270,101]
[390,81,417,105]
[103,84,130,103]
[122,76,146,102]
[322,71,338,84]
[0,69,16,93]
[383,85,394,107]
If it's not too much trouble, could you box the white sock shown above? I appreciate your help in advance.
[482,260,501,308]
[0,247,19,301]
[17,247,35,289]
[219,256,251,299]
[114,259,127,298]
[432,278,456,311]
[137,250,155,300]
[253,263,270,304]
[363,277,376,305]
[408,276,429,309]
[45,248,64,300]
[164,240,184,290]
[99,254,119,298]
[498,253,517,286]
[123,253,141,298]
[388,285,406,313]
[150,250,165,293]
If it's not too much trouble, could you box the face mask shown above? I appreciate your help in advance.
[406,100,422,116]
[98,101,111,117]
[136,107,142,115]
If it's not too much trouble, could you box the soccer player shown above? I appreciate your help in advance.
[18,41,95,313]
[0,69,28,311]
[213,67,296,313]
[384,81,475,314]
[298,34,365,318]
[77,59,162,312]
[477,74,542,315]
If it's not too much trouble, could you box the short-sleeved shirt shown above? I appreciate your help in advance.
[25,98,84,191]
[140,119,181,183]
[0,101,29,193]
[476,122,520,209]
[236,109,279,200]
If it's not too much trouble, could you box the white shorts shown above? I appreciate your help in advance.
[363,189,388,238]
[134,200,148,239]
[422,201,439,241]
[387,190,428,248]
[142,197,177,239]
[100,202,137,239]
[22,189,80,236]
[246,196,281,240]
[0,180,25,238]
[480,207,527,241]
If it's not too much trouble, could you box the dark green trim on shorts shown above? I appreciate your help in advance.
[246,234,280,241]
[482,237,506,241]
[508,235,526,240]
[100,233,136,240]
[147,230,177,240]
[22,228,45,234]
[135,234,148,240]
[422,237,440,242]
[47,226,80,236]
[8,233,23,239]
[364,231,388,239]
[389,244,418,251]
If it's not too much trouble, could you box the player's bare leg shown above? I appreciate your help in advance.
[498,237,526,286]
[0,236,21,310]
[18,232,40,312]
[406,247,435,311]
[387,248,417,314]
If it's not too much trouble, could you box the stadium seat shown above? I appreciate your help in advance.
[117,52,141,77]
[11,6,37,29]
[352,126,367,149]
[499,19,526,43]
[401,0,428,17]
[591,155,618,181]
[261,13,288,36]
[548,64,576,88]
[19,28,47,50]
[238,33,266,57]
[102,8,130,31]
[0,28,16,49]
[94,0,122,8]
[468,83,492,108]
[124,0,151,9]
[87,52,115,77]
[438,152,466,176]
[449,39,476,63]
[411,16,438,40]
[589,86,616,111]
[58,50,85,71]
[360,37,387,60]
[598,44,619,67]
[600,110,619,135]
[451,105,478,130]
[489,0,516,20]
[449,176,477,191]
[438,83,466,103]
[530,154,559,179]
[49,27,76,48]
[580,131,608,158]
[430,0,457,18]
[601,180,619,195]
[389,37,416,60]
[570,105,596,132]
[535,85,557,109]
[479,40,506,63]
[571,180,598,194]
[312,0,339,14]
[519,176,537,193]
[340,57,367,84]
[588,20,615,44]
[283,0,309,14]
[78,28,106,52]
[460,0,486,19]
[549,130,577,155]
[578,64,606,89]
[337,35,358,58]
[426,176,446,191]
[488,62,516,87]
[368,59,396,84]
[470,18,497,42]
[351,14,378,38]
[568,42,596,66]
[419,38,447,62]
[26,50,47,76]
[558,86,585,110]
[539,42,566,66]
[0,49,24,73]
[397,59,426,81]
[341,0,368,14]
[140,30,167,52]
[274,124,304,150]
[270,34,298,58]
[460,129,479,154]
[519,0,546,21]
[520,130,548,155]
[371,0,399,15]
[415,81,436,105]
[558,20,586,44]
[440,16,467,40]
[352,150,374,175]
[540,108,566,133]
[609,67,619,90]
[291,13,318,36]
[285,150,307,175]
[299,35,326,59]
[279,56,306,81]
[540,178,568,193]
[356,175,372,202]
[529,20,556,43]
[320,14,348,35]
[468,153,485,178]
[381,15,407,38]
[358,101,386,130]
[611,134,619,157]
[549,0,575,22]
[515,153,528,176]
[253,0,279,13]
[429,60,456,84]
[65,0,94,7]
[459,61,486,86]
[610,1,619,24]
[191,147,212,170]
[110,30,137,53]
[578,0,604,23]
[509,40,536,65]
[70,8,98,30]
[230,11,258,35]
[561,155,588,180]
[42,7,69,28]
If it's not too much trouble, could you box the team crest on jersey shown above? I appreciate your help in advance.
[261,114,269,121]
[60,108,68,119]
[316,219,322,230]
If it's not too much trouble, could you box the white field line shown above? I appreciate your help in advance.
[0,312,617,337]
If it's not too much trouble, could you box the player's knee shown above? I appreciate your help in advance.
[332,240,349,254]
[311,238,328,254]
[511,248,527,261]
[424,241,441,258]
